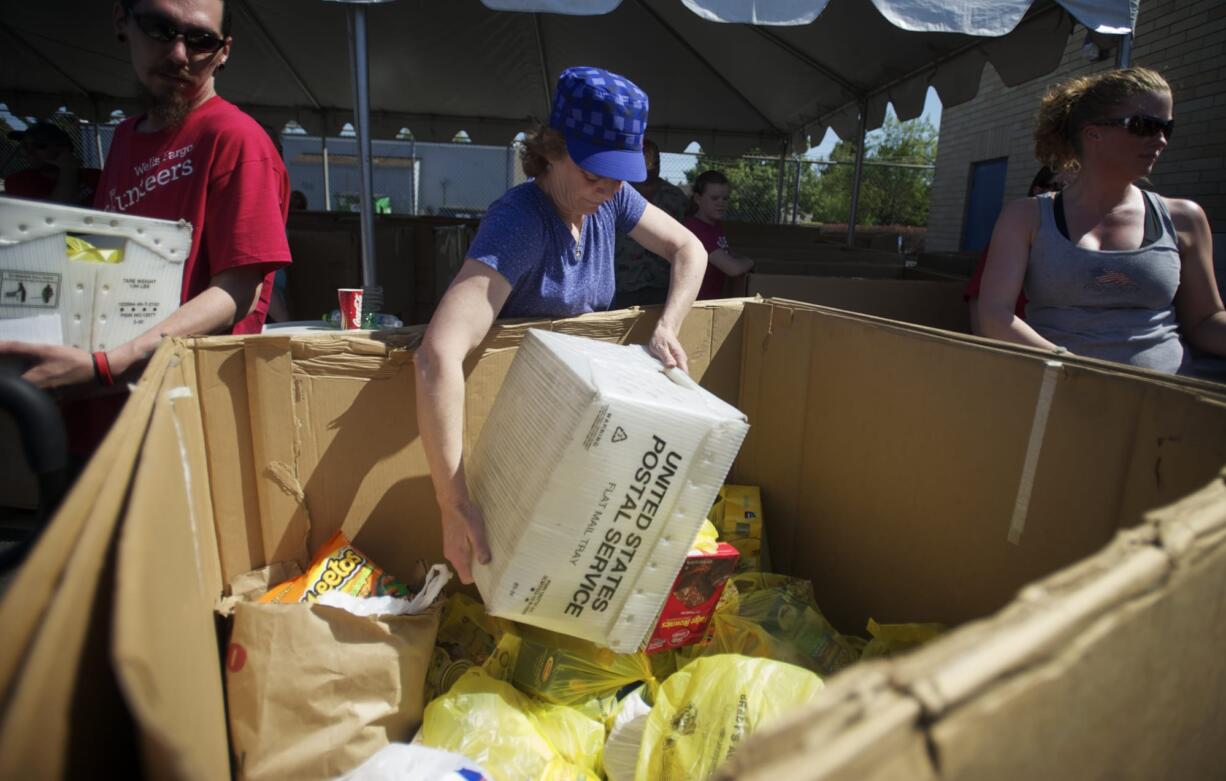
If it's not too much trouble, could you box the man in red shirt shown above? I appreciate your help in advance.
[1,0,290,394]
[4,122,102,206]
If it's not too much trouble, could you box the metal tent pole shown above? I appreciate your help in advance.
[327,0,396,317]
[773,138,788,224]
[847,99,868,248]
[347,4,380,316]
[321,129,332,211]
[791,159,802,224]
[1116,33,1133,67]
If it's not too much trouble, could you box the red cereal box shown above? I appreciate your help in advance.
[645,542,739,653]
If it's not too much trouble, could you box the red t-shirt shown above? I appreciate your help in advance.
[684,216,730,300]
[94,95,291,334]
[66,97,292,457]
[4,167,102,206]
[964,246,1027,319]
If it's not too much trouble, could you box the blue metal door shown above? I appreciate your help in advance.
[961,158,1008,252]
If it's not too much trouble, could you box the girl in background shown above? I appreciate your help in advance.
[684,170,754,299]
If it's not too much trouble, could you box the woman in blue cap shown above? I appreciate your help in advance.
[415,67,708,583]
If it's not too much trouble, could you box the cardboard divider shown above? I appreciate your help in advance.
[735,301,1226,632]
[194,339,265,582]
[748,274,971,334]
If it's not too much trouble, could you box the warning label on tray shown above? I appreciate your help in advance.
[1,270,60,309]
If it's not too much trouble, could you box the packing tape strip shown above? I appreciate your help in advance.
[1008,360,1062,545]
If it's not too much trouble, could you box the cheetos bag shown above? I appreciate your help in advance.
[222,537,443,780]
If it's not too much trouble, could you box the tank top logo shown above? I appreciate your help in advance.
[1090,268,1138,289]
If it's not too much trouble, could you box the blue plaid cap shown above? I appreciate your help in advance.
[549,66,649,183]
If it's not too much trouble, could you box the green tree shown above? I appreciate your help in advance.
[811,114,937,226]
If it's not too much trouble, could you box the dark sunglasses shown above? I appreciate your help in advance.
[1090,114,1175,140]
[131,11,227,54]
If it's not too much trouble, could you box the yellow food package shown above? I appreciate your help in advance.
[636,654,824,781]
[690,519,720,554]
[708,486,766,571]
[708,485,763,539]
[257,530,411,604]
[860,618,946,659]
[420,667,603,781]
[511,625,655,706]
[427,593,519,699]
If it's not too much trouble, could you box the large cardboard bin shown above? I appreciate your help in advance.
[2,298,1225,779]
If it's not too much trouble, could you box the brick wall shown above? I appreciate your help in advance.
[927,0,1226,252]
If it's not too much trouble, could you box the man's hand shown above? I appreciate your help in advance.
[648,321,689,373]
[439,496,492,585]
[0,341,94,388]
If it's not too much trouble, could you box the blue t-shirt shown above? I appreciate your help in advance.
[468,181,648,318]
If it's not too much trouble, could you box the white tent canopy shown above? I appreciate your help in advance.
[1,0,1136,154]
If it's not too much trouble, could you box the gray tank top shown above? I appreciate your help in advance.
[1025,190,1187,374]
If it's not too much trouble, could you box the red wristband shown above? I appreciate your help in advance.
[93,351,114,386]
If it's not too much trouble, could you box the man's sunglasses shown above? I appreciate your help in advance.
[1090,114,1175,140]
[131,12,227,54]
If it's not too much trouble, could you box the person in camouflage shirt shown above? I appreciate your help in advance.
[612,139,690,308]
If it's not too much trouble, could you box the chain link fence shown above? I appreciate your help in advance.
[0,110,111,186]
[2,110,932,232]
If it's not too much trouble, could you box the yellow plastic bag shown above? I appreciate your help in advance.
[732,578,861,675]
[427,593,518,700]
[682,574,861,676]
[420,668,603,781]
[860,618,945,659]
[636,654,824,781]
[511,625,656,706]
[65,235,123,263]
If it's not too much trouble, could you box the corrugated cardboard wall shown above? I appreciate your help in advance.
[930,479,1226,781]
[735,301,1226,633]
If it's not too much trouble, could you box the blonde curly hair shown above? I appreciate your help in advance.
[1033,67,1171,173]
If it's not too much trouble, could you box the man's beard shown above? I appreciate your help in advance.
[137,79,193,128]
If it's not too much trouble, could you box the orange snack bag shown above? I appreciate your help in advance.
[258,530,412,604]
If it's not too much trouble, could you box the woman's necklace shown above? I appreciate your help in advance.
[573,217,585,261]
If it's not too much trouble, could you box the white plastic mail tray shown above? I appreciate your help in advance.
[0,196,190,352]
[469,328,750,652]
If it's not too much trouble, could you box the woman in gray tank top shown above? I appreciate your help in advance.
[978,67,1226,375]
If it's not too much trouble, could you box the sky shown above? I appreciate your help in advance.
[669,86,943,166]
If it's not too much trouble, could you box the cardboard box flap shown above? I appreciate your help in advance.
[918,478,1226,781]
[112,345,229,780]
[885,475,1223,718]
[0,345,175,778]
[1154,470,1226,557]
[247,337,311,569]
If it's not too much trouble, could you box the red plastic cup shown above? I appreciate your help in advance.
[338,288,363,330]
